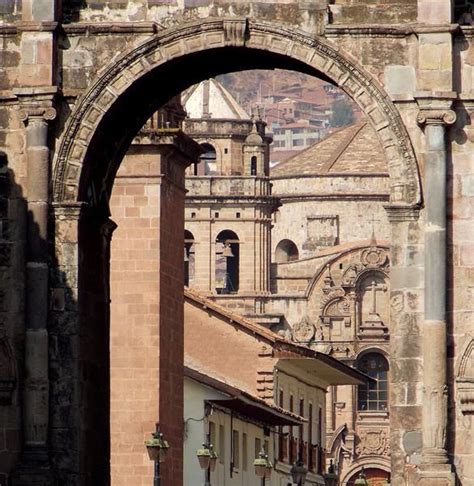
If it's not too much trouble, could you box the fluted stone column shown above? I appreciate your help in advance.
[11,93,56,485]
[416,95,456,485]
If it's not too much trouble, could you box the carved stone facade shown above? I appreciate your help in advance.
[0,0,473,485]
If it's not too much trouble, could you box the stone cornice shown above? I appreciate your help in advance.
[52,201,88,220]
[325,23,460,38]
[0,21,463,38]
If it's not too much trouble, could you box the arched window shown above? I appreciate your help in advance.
[215,230,239,294]
[356,352,389,412]
[250,156,257,176]
[275,239,299,263]
[199,143,217,175]
[184,230,195,286]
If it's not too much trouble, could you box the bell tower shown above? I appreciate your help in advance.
[183,79,279,316]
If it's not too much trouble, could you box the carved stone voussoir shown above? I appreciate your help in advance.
[223,18,249,46]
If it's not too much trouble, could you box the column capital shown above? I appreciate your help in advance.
[13,86,59,124]
[416,109,456,126]
[52,201,88,220]
[415,92,457,126]
[383,203,421,222]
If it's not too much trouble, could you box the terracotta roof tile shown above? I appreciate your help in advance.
[271,121,388,177]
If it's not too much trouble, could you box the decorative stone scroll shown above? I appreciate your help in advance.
[416,109,456,126]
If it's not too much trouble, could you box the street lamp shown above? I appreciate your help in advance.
[253,448,273,485]
[323,459,337,486]
[290,456,308,485]
[196,441,218,486]
[354,467,369,486]
[144,423,169,486]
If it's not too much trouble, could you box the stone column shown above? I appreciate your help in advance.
[384,204,423,485]
[12,96,56,485]
[416,95,456,485]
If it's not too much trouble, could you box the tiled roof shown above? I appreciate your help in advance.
[271,121,388,177]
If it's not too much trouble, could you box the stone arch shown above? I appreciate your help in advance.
[341,460,391,486]
[52,18,421,207]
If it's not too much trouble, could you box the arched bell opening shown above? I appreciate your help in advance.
[184,230,196,286]
[215,230,240,294]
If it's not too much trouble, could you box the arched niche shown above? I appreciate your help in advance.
[275,239,299,263]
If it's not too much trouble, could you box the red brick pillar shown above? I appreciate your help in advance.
[110,133,200,486]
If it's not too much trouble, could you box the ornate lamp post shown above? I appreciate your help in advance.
[196,440,218,486]
[253,448,273,485]
[290,456,308,485]
[354,467,369,486]
[144,423,170,486]
[323,460,337,486]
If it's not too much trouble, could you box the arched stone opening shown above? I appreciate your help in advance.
[184,230,195,286]
[53,19,421,207]
[49,17,422,486]
[275,239,299,263]
[215,230,240,294]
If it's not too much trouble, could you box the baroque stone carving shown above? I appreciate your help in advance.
[313,246,390,345]
[356,428,390,457]
[292,316,315,343]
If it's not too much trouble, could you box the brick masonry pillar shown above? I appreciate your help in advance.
[110,134,199,486]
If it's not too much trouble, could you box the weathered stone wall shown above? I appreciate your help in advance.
[330,0,417,24]
[64,0,328,33]
[271,175,391,261]
[449,31,474,483]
